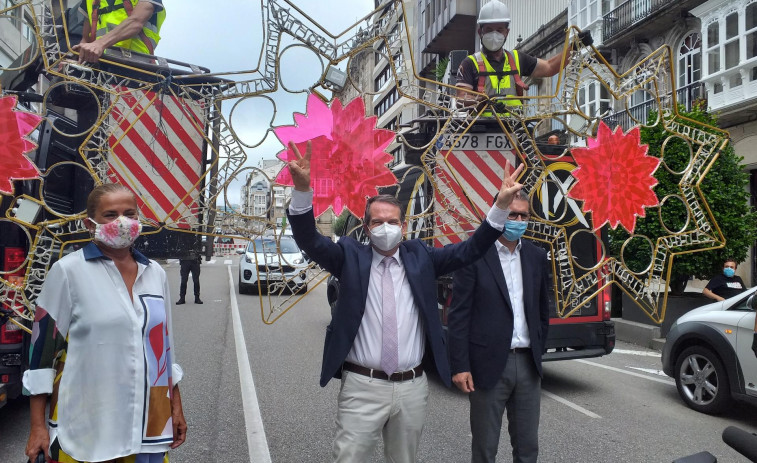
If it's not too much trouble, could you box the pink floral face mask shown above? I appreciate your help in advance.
[88,216,142,249]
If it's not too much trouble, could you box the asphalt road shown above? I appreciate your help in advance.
[1,257,756,462]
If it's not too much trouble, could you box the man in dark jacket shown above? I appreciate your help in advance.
[448,190,550,463]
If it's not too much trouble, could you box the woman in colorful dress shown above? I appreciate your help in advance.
[24,183,187,463]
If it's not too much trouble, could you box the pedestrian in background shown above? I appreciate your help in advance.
[448,191,550,463]
[702,258,746,302]
[177,246,203,305]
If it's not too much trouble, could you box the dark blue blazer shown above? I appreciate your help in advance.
[448,239,550,390]
[287,208,503,387]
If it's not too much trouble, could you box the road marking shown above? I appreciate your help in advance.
[227,265,272,463]
[612,348,661,358]
[542,389,601,418]
[224,259,233,265]
[575,359,675,386]
[627,366,669,377]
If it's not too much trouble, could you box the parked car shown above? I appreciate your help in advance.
[238,236,308,294]
[662,287,757,414]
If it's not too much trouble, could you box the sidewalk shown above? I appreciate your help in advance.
[613,317,666,351]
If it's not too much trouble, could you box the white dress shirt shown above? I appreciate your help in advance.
[495,239,531,348]
[345,249,424,371]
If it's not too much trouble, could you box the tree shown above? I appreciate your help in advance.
[332,209,353,236]
[608,103,757,293]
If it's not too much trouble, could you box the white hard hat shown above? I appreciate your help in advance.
[477,1,511,25]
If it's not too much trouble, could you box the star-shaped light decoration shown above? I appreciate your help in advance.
[274,94,397,217]
[0,96,44,195]
[568,121,660,233]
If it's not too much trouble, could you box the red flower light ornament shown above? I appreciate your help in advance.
[0,96,43,195]
[568,121,660,233]
[274,94,397,217]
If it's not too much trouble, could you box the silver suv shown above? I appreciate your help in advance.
[662,287,757,414]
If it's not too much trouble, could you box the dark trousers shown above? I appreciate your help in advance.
[179,259,201,298]
[469,350,541,463]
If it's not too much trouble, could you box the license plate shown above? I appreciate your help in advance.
[440,133,515,151]
[267,273,283,281]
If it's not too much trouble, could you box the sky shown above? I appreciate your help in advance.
[156,0,377,205]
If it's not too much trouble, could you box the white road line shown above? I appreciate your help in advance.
[224,259,233,265]
[227,265,272,463]
[575,359,675,386]
[612,348,661,357]
[542,389,602,419]
[627,366,669,377]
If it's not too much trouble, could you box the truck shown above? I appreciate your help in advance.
[327,115,615,363]
[0,3,227,408]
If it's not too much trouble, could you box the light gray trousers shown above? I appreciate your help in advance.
[332,370,429,463]
[469,351,541,463]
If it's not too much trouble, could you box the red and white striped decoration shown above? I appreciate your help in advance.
[434,148,516,246]
[107,88,207,229]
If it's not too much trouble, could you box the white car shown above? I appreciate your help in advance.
[238,236,308,295]
[661,287,757,414]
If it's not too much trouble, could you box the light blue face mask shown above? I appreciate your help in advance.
[503,220,528,241]
[724,267,735,278]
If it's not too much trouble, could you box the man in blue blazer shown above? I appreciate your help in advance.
[448,191,550,463]
[284,141,524,463]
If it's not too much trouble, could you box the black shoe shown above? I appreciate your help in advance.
[194,297,203,304]
[176,298,186,305]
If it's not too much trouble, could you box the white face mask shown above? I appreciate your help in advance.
[481,31,505,52]
[88,216,142,249]
[369,222,403,252]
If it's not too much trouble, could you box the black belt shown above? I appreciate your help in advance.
[510,347,531,354]
[343,362,423,382]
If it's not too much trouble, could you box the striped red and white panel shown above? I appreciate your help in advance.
[433,148,516,246]
[107,87,207,229]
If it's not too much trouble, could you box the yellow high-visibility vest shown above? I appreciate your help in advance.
[469,50,523,115]
[86,0,165,55]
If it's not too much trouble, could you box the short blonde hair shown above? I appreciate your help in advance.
[86,184,136,218]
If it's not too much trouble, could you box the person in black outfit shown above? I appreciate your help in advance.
[702,258,746,302]
[177,252,202,305]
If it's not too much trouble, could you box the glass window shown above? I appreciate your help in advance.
[707,21,719,48]
[726,12,739,40]
[725,40,739,69]
[708,48,721,73]
[748,31,757,60]
[748,3,757,31]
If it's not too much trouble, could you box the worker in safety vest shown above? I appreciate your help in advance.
[455,0,590,115]
[73,0,165,63]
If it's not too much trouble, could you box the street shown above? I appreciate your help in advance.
[1,258,756,462]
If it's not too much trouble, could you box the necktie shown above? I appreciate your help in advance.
[381,256,398,375]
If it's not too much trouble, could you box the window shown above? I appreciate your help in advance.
[375,87,399,118]
[705,20,721,74]
[678,32,702,109]
[374,65,392,92]
[570,0,599,28]
[577,80,610,118]
[747,3,757,62]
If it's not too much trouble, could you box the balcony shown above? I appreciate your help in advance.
[601,0,706,49]
[419,0,476,59]
[602,82,706,132]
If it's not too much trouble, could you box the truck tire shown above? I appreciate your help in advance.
[674,345,731,414]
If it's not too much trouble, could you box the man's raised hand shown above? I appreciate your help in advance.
[287,140,312,192]
[494,160,524,211]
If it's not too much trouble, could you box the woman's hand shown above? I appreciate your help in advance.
[170,385,187,449]
[25,423,49,462]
